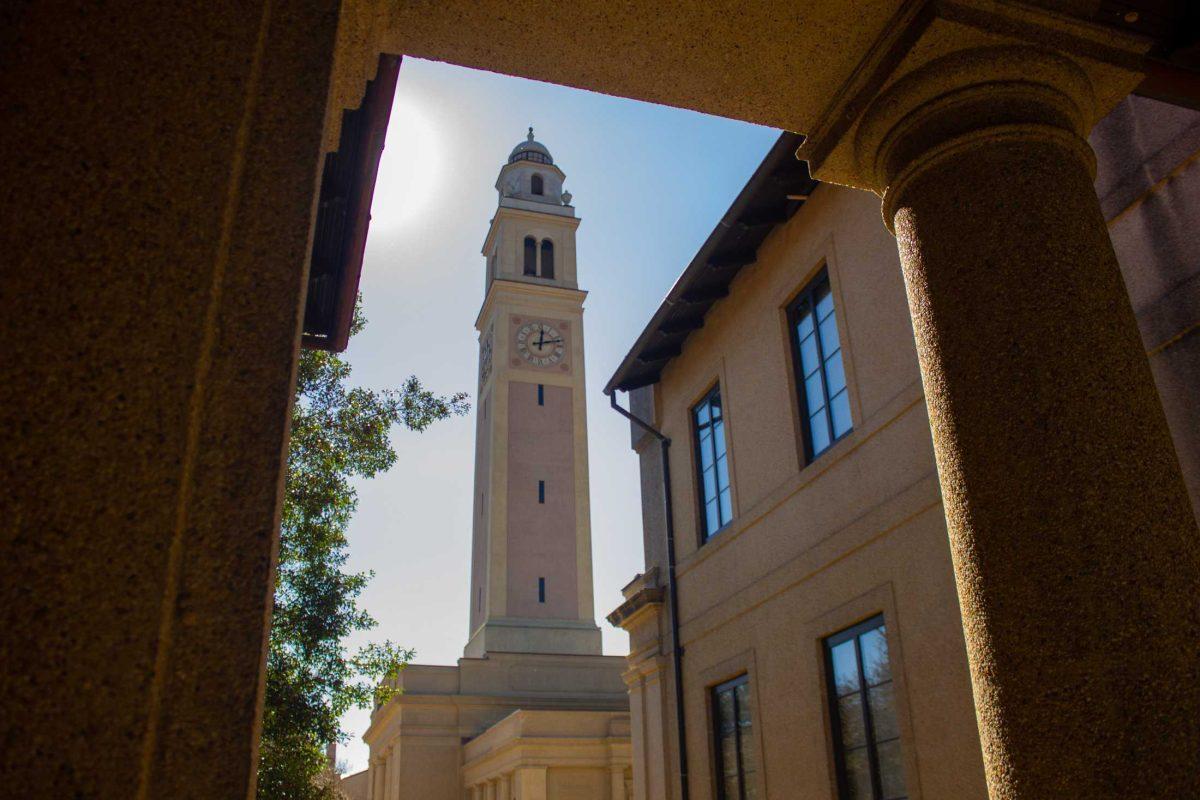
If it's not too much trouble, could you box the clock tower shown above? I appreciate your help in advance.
[467,128,601,657]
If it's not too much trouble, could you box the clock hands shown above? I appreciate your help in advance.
[533,328,563,350]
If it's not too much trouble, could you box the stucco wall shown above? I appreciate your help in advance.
[507,381,579,619]
[638,182,988,799]
[470,387,493,633]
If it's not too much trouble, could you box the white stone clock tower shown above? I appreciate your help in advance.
[361,133,629,800]
[467,128,601,657]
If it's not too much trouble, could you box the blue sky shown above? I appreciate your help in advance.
[337,57,777,772]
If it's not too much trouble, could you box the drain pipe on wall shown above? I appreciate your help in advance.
[608,389,690,800]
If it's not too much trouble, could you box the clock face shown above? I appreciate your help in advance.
[516,321,567,367]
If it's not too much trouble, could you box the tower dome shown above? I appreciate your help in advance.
[508,126,553,165]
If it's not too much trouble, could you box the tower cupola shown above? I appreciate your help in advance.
[508,127,553,165]
[495,127,572,208]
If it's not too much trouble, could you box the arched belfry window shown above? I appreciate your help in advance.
[523,236,537,276]
[531,174,544,195]
[540,239,555,280]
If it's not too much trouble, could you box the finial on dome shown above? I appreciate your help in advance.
[527,126,535,141]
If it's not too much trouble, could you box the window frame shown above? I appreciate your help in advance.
[531,173,544,195]
[823,615,906,800]
[786,269,851,465]
[711,673,755,800]
[691,383,732,543]
[523,236,537,276]
[540,238,555,279]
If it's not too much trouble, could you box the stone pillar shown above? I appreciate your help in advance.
[498,772,512,800]
[513,766,548,800]
[484,779,497,800]
[609,765,629,800]
[853,45,1200,797]
[0,1,344,797]
[370,754,387,800]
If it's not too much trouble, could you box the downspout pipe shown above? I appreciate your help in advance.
[608,389,690,800]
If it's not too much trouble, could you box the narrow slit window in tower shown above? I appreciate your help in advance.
[541,239,555,279]
[538,577,546,603]
[523,236,537,275]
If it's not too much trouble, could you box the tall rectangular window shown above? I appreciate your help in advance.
[538,577,546,603]
[825,617,907,800]
[537,383,544,406]
[712,675,759,800]
[538,480,545,504]
[788,271,851,461]
[693,385,731,540]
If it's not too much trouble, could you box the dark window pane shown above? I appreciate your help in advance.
[876,738,908,800]
[523,236,537,275]
[791,270,852,464]
[531,173,544,195]
[800,334,821,375]
[843,747,873,800]
[830,640,860,695]
[838,693,867,748]
[825,349,847,395]
[795,307,814,338]
[694,387,731,541]
[540,239,555,279]
[819,313,840,354]
[804,372,825,416]
[810,412,832,454]
[859,627,891,686]
[868,682,900,742]
[816,285,835,320]
[717,686,735,725]
[830,389,852,438]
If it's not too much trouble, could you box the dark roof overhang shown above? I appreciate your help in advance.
[604,131,815,394]
[302,54,401,352]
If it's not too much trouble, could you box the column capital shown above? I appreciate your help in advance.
[797,1,1149,194]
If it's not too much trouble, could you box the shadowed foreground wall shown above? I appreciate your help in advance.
[0,1,339,795]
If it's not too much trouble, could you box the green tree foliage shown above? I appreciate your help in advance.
[258,308,468,799]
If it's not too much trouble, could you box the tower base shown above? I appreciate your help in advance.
[463,616,603,658]
[360,652,631,800]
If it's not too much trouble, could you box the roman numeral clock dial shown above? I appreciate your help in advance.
[515,320,567,368]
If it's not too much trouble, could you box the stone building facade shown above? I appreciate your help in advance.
[606,95,1200,800]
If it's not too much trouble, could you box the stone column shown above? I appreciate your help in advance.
[370,754,387,800]
[498,772,512,800]
[854,45,1200,797]
[609,765,629,800]
[0,1,344,797]
[513,766,548,800]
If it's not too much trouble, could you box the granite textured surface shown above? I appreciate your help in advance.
[888,79,1200,798]
[0,1,340,796]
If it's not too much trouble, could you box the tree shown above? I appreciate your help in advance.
[258,306,468,799]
